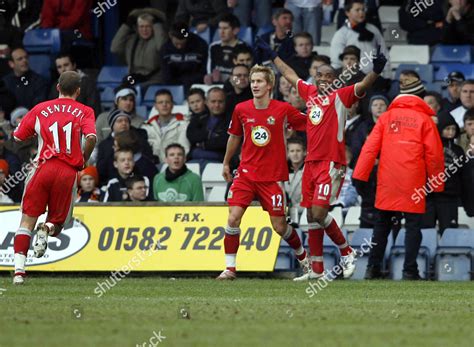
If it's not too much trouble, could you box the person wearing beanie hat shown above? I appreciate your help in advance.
[422,113,464,235]
[442,71,465,111]
[368,95,389,122]
[0,158,13,203]
[95,86,145,143]
[399,71,426,97]
[10,107,29,127]
[107,109,131,132]
[0,158,9,177]
[76,166,102,202]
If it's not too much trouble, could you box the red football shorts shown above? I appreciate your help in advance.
[301,160,346,209]
[227,172,286,216]
[22,158,77,225]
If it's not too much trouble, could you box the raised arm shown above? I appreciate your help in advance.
[254,36,299,87]
[354,46,387,97]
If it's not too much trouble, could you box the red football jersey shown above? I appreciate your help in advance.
[14,98,96,170]
[297,79,362,164]
[228,99,306,181]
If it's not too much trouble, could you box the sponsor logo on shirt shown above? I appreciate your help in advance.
[246,118,256,123]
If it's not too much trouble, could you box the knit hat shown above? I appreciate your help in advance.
[369,94,389,108]
[107,109,131,129]
[78,166,99,186]
[115,87,136,103]
[400,76,425,96]
[339,45,361,61]
[10,107,28,126]
[0,159,9,176]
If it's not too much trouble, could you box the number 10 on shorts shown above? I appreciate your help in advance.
[318,184,330,197]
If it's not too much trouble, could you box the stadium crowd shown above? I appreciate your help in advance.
[0,0,473,235]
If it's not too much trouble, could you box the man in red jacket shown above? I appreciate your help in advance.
[353,94,445,280]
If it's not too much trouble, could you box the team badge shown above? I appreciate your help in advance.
[251,126,271,146]
[267,116,275,125]
[309,105,323,125]
[228,189,233,199]
[321,96,330,106]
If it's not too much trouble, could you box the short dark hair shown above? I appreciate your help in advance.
[155,89,174,103]
[232,45,253,60]
[125,175,145,190]
[344,0,365,12]
[400,70,421,79]
[218,13,240,29]
[293,32,313,45]
[207,87,225,98]
[312,55,331,65]
[424,91,443,107]
[169,21,189,40]
[58,71,81,96]
[464,108,474,123]
[272,8,293,21]
[115,130,140,153]
[317,64,337,76]
[8,47,26,61]
[187,88,205,100]
[113,148,134,161]
[462,79,474,88]
[55,52,75,65]
[287,136,306,150]
[231,64,249,75]
[165,143,185,157]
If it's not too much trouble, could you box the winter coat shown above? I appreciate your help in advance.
[353,94,445,213]
[141,114,190,163]
[398,0,444,45]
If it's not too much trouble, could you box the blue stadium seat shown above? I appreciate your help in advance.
[96,66,128,90]
[431,45,472,64]
[348,228,373,280]
[191,26,211,44]
[434,63,474,81]
[394,64,434,83]
[143,85,185,106]
[28,54,51,80]
[23,29,61,54]
[435,229,474,281]
[425,81,445,94]
[256,25,274,38]
[100,87,116,111]
[275,248,294,270]
[389,228,437,280]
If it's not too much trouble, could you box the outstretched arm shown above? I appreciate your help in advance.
[355,46,387,97]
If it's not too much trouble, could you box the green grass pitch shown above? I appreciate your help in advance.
[0,276,473,347]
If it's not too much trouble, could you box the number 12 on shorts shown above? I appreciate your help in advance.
[271,194,283,207]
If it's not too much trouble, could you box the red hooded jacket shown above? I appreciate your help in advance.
[353,95,445,213]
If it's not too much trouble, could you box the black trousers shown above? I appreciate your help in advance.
[421,195,458,235]
[367,209,422,274]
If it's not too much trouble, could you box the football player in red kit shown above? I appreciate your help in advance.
[12,71,96,284]
[256,37,388,280]
[217,65,310,280]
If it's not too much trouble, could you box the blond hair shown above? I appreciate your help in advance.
[249,64,275,89]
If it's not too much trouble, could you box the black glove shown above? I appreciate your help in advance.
[372,45,387,75]
[286,215,299,229]
[255,36,278,61]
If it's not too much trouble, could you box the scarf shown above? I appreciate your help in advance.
[351,21,374,42]
[165,165,188,182]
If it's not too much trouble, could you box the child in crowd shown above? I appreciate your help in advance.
[76,166,102,202]
[285,137,306,223]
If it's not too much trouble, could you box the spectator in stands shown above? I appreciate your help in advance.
[336,0,382,30]
[95,87,144,144]
[285,136,306,222]
[0,159,13,203]
[459,109,474,152]
[187,88,207,115]
[2,47,48,109]
[330,0,390,78]
[126,175,152,202]
[104,149,151,202]
[442,0,474,45]
[368,94,388,123]
[307,55,331,85]
[2,107,37,166]
[285,0,324,45]
[336,45,365,86]
[206,14,248,84]
[447,80,474,129]
[286,32,315,81]
[187,87,229,164]
[399,0,444,45]
[232,45,254,67]
[228,0,272,28]
[0,127,22,201]
[40,0,94,41]
[76,166,102,203]
[422,113,464,235]
[0,1,23,78]
[345,101,368,166]
[0,80,16,119]
[225,64,252,112]
[354,93,445,280]
[398,70,426,98]
[288,86,306,112]
[142,89,190,163]
[114,130,158,185]
[160,21,208,89]
[175,0,230,33]
[111,8,167,85]
[153,143,204,202]
[97,109,153,186]
[442,71,464,111]
[259,8,295,62]
[424,91,443,116]
[48,53,100,116]
[277,75,292,102]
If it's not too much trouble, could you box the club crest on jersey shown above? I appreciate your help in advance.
[321,96,330,106]
[267,116,275,125]
[251,125,271,147]
[309,105,323,125]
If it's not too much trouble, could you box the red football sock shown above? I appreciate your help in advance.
[14,234,31,256]
[308,227,324,274]
[283,228,306,261]
[324,218,351,256]
[224,226,240,272]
